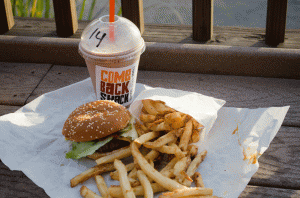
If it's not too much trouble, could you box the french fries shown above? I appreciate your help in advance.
[160,187,213,198]
[143,130,181,149]
[128,167,139,180]
[152,100,174,114]
[71,163,115,187]
[194,172,205,188]
[179,119,193,151]
[165,112,185,129]
[142,99,159,115]
[161,196,217,198]
[95,175,111,198]
[134,131,161,146]
[71,99,213,198]
[114,159,136,198]
[135,121,148,136]
[87,152,108,160]
[145,149,160,161]
[187,145,199,157]
[80,186,102,198]
[88,146,135,160]
[137,170,153,198]
[186,150,207,178]
[108,183,166,197]
[110,163,135,181]
[140,112,157,123]
[149,120,171,131]
[191,128,201,143]
[183,150,207,186]
[160,169,175,178]
[96,146,131,165]
[155,143,187,159]
[173,156,189,183]
[160,157,179,174]
[131,141,186,191]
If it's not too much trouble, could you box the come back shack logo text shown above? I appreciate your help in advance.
[96,64,137,105]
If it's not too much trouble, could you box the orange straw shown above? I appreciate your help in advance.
[109,0,115,41]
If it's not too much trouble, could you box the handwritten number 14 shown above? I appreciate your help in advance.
[89,28,107,47]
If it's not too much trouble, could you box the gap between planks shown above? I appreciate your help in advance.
[24,64,54,104]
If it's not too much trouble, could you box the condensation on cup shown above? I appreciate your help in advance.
[79,15,145,106]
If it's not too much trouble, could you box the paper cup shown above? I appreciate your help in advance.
[79,15,145,106]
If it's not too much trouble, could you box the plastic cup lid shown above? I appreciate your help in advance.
[79,15,145,58]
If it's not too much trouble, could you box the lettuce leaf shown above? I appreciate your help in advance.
[119,123,132,133]
[65,117,137,160]
[65,136,113,159]
[120,117,138,141]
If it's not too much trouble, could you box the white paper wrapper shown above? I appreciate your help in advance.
[0,78,289,198]
[129,88,226,143]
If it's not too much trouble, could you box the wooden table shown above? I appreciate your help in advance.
[0,61,299,197]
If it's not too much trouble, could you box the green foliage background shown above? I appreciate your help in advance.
[11,0,121,20]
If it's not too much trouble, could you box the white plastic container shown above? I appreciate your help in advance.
[79,15,145,106]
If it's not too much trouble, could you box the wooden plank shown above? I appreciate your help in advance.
[139,43,300,79]
[121,0,145,34]
[0,160,48,198]
[2,17,300,49]
[192,0,213,42]
[239,185,300,198]
[52,0,78,37]
[0,35,85,66]
[136,70,300,127]
[1,64,300,126]
[0,0,14,34]
[0,62,52,106]
[265,0,288,46]
[25,67,300,126]
[26,65,89,103]
[250,126,300,189]
[0,36,299,79]
[0,105,20,116]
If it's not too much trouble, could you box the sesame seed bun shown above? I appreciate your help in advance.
[62,100,131,142]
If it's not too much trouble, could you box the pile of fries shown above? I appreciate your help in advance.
[71,99,218,198]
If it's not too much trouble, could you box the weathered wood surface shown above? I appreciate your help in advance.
[192,0,213,41]
[265,0,288,46]
[3,64,297,127]
[239,185,300,198]
[52,0,78,37]
[3,17,300,49]
[1,17,299,80]
[0,105,20,116]
[251,126,300,189]
[121,0,145,34]
[1,36,299,79]
[0,62,300,197]
[0,62,52,105]
[1,62,299,127]
[0,0,14,34]
[26,65,89,103]
[0,63,299,127]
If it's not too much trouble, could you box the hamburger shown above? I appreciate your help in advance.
[62,100,137,159]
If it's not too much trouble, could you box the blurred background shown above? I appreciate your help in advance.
[11,0,300,29]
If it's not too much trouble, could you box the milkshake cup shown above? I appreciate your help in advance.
[79,15,145,106]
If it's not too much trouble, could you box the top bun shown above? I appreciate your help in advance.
[62,100,131,142]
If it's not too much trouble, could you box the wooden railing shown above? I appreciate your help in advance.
[0,0,288,46]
